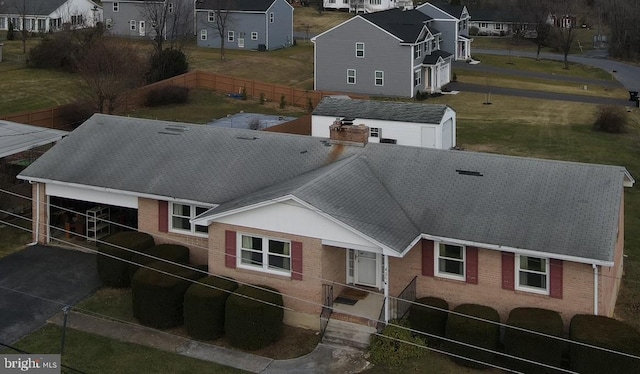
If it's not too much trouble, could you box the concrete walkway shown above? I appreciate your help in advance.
[48,311,371,373]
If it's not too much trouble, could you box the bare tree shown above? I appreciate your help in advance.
[550,0,584,69]
[75,39,147,114]
[598,0,640,60]
[141,0,195,54]
[207,0,234,61]
[4,0,43,54]
[511,0,552,60]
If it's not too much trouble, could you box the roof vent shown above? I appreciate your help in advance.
[456,169,483,177]
[236,136,258,140]
[159,125,188,135]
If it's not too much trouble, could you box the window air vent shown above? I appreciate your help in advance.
[456,169,483,177]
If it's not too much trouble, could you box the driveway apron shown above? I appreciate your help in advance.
[0,245,101,345]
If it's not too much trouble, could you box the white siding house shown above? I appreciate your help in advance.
[0,0,102,33]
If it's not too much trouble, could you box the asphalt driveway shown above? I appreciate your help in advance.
[0,245,101,345]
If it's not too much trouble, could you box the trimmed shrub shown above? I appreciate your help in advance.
[569,314,640,374]
[145,85,189,107]
[96,231,155,287]
[225,285,284,350]
[184,276,239,340]
[408,297,448,343]
[504,308,565,373]
[445,304,500,369]
[369,319,425,367]
[147,48,189,83]
[593,105,627,133]
[131,261,202,329]
[128,243,191,279]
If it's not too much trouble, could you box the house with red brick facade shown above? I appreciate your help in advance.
[18,114,634,330]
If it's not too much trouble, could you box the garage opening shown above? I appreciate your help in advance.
[49,197,138,243]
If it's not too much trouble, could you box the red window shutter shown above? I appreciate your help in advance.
[291,241,303,281]
[225,230,236,269]
[502,252,515,290]
[158,201,168,233]
[466,246,478,284]
[549,259,563,299]
[422,239,434,277]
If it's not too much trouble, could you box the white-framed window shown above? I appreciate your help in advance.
[168,2,174,13]
[374,70,383,86]
[37,19,45,31]
[516,255,549,294]
[370,127,380,138]
[105,18,113,29]
[370,0,382,4]
[227,30,234,42]
[480,22,488,28]
[355,42,365,58]
[113,2,119,12]
[414,70,421,86]
[435,243,465,280]
[208,11,215,22]
[328,0,336,3]
[0,17,6,30]
[495,23,503,30]
[170,203,209,236]
[347,69,356,84]
[129,20,136,30]
[269,12,274,23]
[251,31,258,40]
[239,234,291,275]
[200,29,207,40]
[414,44,422,59]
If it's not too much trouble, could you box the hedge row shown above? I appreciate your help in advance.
[184,276,239,340]
[407,298,640,373]
[96,232,155,287]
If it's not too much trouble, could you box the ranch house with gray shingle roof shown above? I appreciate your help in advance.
[0,0,102,32]
[18,114,634,329]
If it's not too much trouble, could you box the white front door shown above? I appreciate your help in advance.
[354,251,378,288]
[139,21,145,36]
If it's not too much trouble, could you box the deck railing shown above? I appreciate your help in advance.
[392,276,417,320]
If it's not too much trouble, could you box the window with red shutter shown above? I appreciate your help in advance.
[466,246,478,284]
[549,259,563,299]
[158,201,168,232]
[422,239,434,277]
[291,241,303,281]
[225,230,236,269]
[502,252,515,290]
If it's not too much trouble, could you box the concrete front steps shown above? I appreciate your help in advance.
[322,318,377,351]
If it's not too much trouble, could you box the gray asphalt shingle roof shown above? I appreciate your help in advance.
[313,97,451,125]
[196,0,276,12]
[362,8,432,43]
[1,0,67,15]
[19,114,631,263]
[422,50,453,65]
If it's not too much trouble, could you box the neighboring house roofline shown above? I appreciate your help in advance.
[312,15,403,43]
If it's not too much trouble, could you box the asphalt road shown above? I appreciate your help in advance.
[0,245,101,346]
[473,48,640,91]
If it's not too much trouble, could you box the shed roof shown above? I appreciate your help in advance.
[313,97,451,125]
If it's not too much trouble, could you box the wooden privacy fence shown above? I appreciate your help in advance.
[2,70,367,128]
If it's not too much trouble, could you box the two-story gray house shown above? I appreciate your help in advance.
[195,0,293,51]
[416,2,471,61]
[312,8,453,98]
[102,0,193,41]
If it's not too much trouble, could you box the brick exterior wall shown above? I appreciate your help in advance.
[599,194,625,317]
[209,223,334,320]
[389,239,597,326]
[138,198,209,265]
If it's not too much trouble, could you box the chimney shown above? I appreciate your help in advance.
[329,119,368,146]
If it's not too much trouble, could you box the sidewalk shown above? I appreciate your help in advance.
[48,311,371,374]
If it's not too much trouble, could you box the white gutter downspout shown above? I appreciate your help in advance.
[383,254,389,323]
[27,182,39,246]
[593,264,599,315]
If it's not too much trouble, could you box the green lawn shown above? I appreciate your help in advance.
[0,219,32,259]
[469,54,614,80]
[3,325,246,374]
